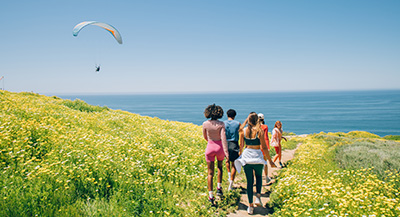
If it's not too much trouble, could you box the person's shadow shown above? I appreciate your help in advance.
[236,187,275,215]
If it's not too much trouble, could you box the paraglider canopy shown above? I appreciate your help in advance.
[72,21,123,44]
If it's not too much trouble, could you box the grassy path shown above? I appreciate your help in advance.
[227,143,300,216]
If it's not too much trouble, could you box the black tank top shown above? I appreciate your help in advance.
[244,130,260,146]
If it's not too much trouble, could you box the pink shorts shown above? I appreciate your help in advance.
[205,140,225,162]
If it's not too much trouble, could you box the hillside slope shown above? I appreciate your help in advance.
[0,91,238,216]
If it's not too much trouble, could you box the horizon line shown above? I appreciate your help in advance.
[42,88,400,96]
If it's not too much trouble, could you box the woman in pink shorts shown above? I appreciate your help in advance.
[202,104,229,205]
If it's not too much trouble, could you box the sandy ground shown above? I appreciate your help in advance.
[226,144,299,217]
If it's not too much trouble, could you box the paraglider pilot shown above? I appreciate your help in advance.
[95,65,100,72]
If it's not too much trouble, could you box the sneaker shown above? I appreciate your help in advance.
[279,162,284,167]
[254,195,262,207]
[265,176,271,184]
[247,206,254,214]
[228,181,233,191]
[208,197,215,206]
[216,188,223,196]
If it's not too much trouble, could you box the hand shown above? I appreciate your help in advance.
[270,161,277,168]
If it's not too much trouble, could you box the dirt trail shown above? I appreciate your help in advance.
[227,144,299,217]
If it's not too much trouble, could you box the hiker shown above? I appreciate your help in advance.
[258,113,274,185]
[234,113,276,214]
[224,109,241,191]
[271,121,287,167]
[202,104,229,206]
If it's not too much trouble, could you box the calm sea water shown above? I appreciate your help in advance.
[57,90,400,137]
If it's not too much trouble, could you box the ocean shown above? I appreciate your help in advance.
[57,90,400,137]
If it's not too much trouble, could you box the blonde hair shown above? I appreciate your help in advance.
[245,113,262,139]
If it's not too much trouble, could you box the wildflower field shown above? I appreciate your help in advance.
[0,91,239,216]
[270,132,400,216]
[2,91,399,217]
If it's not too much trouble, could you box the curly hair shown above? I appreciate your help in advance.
[204,104,224,120]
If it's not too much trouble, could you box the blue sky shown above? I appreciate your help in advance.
[1,0,399,94]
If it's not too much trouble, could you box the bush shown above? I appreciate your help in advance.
[61,99,109,113]
[383,135,400,141]
[335,140,400,178]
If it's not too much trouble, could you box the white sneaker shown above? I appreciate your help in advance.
[254,195,262,207]
[247,206,254,214]
[228,181,233,191]
[265,176,271,184]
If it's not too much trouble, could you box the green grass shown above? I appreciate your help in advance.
[61,99,109,113]
[383,135,400,141]
[335,139,400,179]
[268,136,300,157]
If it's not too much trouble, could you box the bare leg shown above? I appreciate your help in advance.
[226,160,231,173]
[273,146,281,163]
[273,154,278,163]
[231,161,237,181]
[207,161,215,192]
[217,160,223,184]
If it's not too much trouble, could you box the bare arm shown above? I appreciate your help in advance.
[239,118,248,132]
[220,124,229,158]
[239,118,249,155]
[264,126,270,149]
[239,129,244,155]
[202,125,208,141]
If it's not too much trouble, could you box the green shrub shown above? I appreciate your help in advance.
[383,135,400,141]
[61,99,109,113]
[282,132,296,136]
[335,140,400,179]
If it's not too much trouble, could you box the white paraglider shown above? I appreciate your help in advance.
[72,21,122,44]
